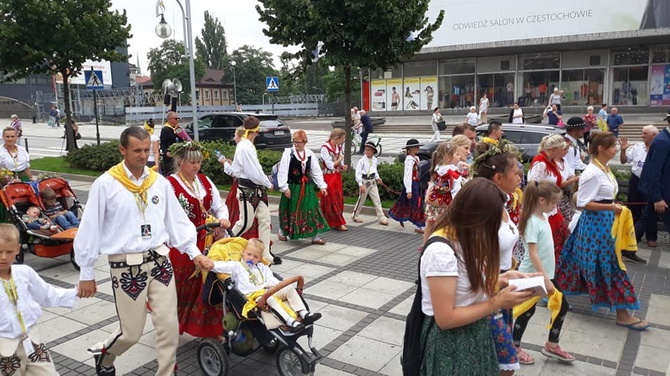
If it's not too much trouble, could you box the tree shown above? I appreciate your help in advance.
[147,40,206,103]
[195,11,228,70]
[256,0,444,165]
[225,45,278,105]
[0,0,131,151]
[323,66,361,104]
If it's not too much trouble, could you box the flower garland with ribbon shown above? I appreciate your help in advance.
[168,141,210,160]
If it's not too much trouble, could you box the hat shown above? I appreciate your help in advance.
[402,138,424,149]
[565,116,585,129]
[364,141,377,153]
[664,111,670,122]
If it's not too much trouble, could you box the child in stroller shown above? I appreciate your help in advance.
[211,238,321,333]
[21,206,59,232]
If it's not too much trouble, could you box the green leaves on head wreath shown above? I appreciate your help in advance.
[470,139,521,177]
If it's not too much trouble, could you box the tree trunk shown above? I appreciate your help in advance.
[343,65,352,167]
[61,70,76,152]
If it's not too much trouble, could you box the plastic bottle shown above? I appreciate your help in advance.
[214,150,225,161]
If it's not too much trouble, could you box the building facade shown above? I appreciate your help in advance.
[363,0,670,112]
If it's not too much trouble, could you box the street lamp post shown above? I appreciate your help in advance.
[155,0,198,142]
[230,61,237,107]
[262,92,268,107]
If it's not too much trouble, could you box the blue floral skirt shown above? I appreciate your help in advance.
[489,309,519,371]
[555,210,640,311]
[389,181,425,228]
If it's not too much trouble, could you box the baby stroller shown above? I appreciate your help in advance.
[0,178,81,268]
[196,232,322,376]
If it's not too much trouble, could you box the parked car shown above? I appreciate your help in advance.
[396,124,563,163]
[184,112,292,150]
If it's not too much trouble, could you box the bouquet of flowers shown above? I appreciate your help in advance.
[0,168,15,186]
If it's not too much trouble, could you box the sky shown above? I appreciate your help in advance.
[110,0,289,75]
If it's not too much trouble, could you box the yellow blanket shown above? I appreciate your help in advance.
[242,290,297,320]
[513,290,564,329]
[612,206,637,272]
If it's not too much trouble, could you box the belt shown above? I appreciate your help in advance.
[108,244,169,268]
[595,199,613,204]
[362,173,376,179]
[238,178,266,190]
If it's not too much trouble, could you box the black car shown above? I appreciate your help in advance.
[184,112,292,150]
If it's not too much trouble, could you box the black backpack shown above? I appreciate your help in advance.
[401,236,451,376]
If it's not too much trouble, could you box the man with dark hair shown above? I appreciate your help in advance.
[483,121,503,146]
[451,123,466,136]
[75,126,213,376]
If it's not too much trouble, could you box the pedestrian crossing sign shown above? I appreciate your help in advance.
[266,76,279,92]
[85,70,104,90]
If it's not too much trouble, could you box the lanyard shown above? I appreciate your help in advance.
[179,172,207,215]
[2,279,27,335]
[592,158,618,197]
[240,261,265,286]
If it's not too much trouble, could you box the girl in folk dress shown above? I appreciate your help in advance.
[277,130,330,244]
[319,128,348,231]
[167,142,231,337]
[389,139,426,233]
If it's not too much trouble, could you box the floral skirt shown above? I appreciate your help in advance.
[320,173,346,228]
[389,181,425,228]
[424,204,448,223]
[548,211,569,263]
[421,316,498,375]
[555,210,640,311]
[279,182,330,239]
[226,180,259,239]
[489,309,519,371]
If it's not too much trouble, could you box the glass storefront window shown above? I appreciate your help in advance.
[562,50,608,69]
[612,48,649,66]
[476,73,516,107]
[520,71,559,107]
[520,53,560,70]
[371,67,402,79]
[404,61,437,77]
[439,75,475,109]
[612,66,649,106]
[560,69,604,106]
[476,56,516,73]
[439,59,475,75]
[651,45,670,64]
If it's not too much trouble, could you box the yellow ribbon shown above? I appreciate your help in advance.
[3,279,27,335]
[143,123,154,135]
[513,290,564,329]
[242,289,297,320]
[482,137,499,146]
[242,125,261,140]
[107,162,158,213]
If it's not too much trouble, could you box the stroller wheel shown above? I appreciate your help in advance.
[197,339,229,376]
[263,338,279,354]
[70,249,80,271]
[276,345,312,376]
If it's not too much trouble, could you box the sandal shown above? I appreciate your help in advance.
[351,217,363,223]
[277,233,288,241]
[541,343,575,362]
[334,225,348,231]
[516,347,535,365]
[311,238,326,245]
[616,319,651,331]
[414,228,425,234]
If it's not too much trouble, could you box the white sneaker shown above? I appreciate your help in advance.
[379,218,389,226]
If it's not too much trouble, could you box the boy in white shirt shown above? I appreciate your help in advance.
[352,142,389,225]
[212,239,321,332]
[0,224,77,375]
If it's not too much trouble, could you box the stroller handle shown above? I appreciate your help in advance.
[255,275,305,309]
[195,222,221,232]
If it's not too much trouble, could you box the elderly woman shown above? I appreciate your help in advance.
[166,141,230,338]
[320,128,348,231]
[9,115,22,146]
[277,130,330,245]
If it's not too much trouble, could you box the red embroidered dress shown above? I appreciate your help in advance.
[319,142,346,228]
[167,174,223,337]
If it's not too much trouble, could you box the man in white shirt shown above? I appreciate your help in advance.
[230,116,276,264]
[74,127,213,376]
[352,142,388,225]
[564,117,588,172]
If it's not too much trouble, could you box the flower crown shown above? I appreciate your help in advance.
[168,141,210,160]
[471,139,521,177]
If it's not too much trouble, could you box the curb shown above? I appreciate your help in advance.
[31,170,385,218]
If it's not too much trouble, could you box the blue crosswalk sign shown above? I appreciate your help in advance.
[266,76,279,92]
[85,70,104,90]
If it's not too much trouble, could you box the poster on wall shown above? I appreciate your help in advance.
[386,79,403,111]
[420,77,438,110]
[403,78,421,110]
[371,80,387,111]
[649,64,670,106]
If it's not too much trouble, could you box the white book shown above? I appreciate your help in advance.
[508,276,547,298]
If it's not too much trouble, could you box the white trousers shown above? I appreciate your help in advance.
[429,125,441,143]
[231,193,272,263]
[264,285,307,324]
[353,180,386,220]
[0,336,57,376]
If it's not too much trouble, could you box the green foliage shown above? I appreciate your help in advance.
[195,11,228,70]
[64,141,123,171]
[224,45,279,105]
[147,40,206,97]
[323,66,361,103]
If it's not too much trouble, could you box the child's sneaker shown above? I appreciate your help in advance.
[541,343,575,362]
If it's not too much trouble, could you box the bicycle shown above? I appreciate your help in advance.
[350,130,383,156]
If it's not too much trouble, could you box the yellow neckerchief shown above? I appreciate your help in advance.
[2,278,27,335]
[592,158,618,197]
[482,137,498,146]
[163,122,175,131]
[242,125,260,139]
[107,162,158,215]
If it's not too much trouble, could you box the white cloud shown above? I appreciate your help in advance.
[111,0,294,74]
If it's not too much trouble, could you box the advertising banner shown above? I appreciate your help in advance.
[649,64,670,106]
[386,79,403,111]
[403,78,421,111]
[426,0,655,48]
[370,80,387,111]
[420,77,438,110]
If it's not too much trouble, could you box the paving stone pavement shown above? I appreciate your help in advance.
[17,182,670,375]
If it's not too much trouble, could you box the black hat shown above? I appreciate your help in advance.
[664,110,670,122]
[565,116,585,129]
[402,138,424,149]
[364,141,378,153]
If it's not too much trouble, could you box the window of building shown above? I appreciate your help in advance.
[520,71,560,107]
[476,73,516,107]
[439,58,475,75]
[404,60,437,77]
[520,53,560,70]
[562,50,608,68]
[612,48,649,66]
[372,67,402,79]
[214,90,219,99]
[560,68,604,106]
[476,56,516,73]
[651,45,670,64]
[222,90,228,99]
[612,66,648,106]
[439,75,475,109]
[205,90,210,100]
